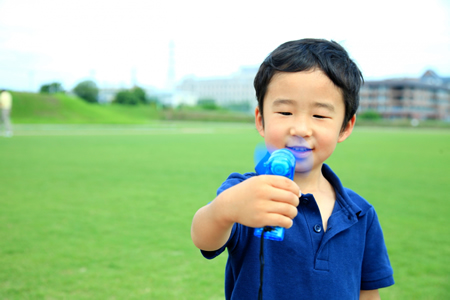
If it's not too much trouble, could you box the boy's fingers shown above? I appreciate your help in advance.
[267,201,298,220]
[261,176,300,207]
[268,188,300,207]
[266,213,294,229]
[266,175,301,196]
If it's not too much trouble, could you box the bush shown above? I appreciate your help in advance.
[114,90,139,105]
[113,86,147,105]
[197,98,219,110]
[73,80,99,103]
[40,82,64,94]
[131,87,146,104]
[358,110,382,120]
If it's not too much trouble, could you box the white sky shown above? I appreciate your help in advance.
[0,0,449,91]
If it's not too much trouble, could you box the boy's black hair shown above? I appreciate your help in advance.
[254,38,364,131]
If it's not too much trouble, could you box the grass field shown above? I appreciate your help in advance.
[0,123,449,299]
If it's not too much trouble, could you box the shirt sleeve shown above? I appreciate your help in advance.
[360,208,395,290]
[201,223,237,259]
[200,172,256,260]
[216,172,256,196]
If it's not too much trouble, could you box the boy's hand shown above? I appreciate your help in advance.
[191,175,300,251]
[221,175,300,229]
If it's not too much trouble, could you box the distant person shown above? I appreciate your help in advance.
[191,39,394,299]
[0,89,13,137]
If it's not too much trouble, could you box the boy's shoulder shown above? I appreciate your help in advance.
[342,186,374,217]
[216,172,257,196]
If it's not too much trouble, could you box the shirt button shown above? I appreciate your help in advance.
[313,224,322,233]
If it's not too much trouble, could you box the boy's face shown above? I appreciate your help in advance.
[255,69,355,174]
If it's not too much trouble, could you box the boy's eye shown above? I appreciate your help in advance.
[313,115,327,119]
[278,112,292,116]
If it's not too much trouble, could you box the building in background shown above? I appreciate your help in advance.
[359,70,450,121]
[176,66,258,113]
[98,66,450,122]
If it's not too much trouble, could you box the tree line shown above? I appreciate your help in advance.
[39,80,158,105]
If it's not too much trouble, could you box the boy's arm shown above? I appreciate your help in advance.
[191,175,300,251]
[190,192,234,251]
[360,289,380,300]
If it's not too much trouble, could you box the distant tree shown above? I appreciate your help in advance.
[114,90,140,105]
[40,82,64,94]
[197,98,219,110]
[73,80,99,103]
[359,110,382,120]
[131,86,147,104]
[113,86,147,105]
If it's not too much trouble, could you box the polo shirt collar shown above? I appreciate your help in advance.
[322,163,365,218]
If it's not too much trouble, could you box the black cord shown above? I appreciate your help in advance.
[258,226,272,300]
[258,230,265,300]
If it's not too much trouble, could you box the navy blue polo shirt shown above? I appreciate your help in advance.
[201,164,394,300]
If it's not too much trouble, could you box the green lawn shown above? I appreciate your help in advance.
[0,124,449,299]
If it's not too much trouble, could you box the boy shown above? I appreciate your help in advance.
[191,39,394,299]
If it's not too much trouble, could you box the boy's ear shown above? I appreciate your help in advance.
[255,107,265,138]
[338,115,356,143]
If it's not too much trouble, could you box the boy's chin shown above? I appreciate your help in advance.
[294,157,314,174]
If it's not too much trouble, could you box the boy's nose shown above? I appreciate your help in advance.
[290,119,312,137]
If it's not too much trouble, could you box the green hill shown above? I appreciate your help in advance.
[9,92,159,124]
[8,91,255,124]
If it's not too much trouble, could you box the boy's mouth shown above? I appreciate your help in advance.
[286,146,312,158]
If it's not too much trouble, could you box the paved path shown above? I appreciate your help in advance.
[6,123,256,136]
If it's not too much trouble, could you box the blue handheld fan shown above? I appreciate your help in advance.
[254,147,296,242]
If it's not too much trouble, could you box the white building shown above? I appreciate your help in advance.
[152,89,197,107]
[176,66,259,111]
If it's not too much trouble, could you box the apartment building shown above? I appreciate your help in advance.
[359,70,450,121]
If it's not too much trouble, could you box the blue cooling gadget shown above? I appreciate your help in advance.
[254,148,296,241]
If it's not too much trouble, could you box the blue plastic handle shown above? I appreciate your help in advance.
[254,149,296,241]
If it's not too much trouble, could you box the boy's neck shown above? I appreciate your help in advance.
[294,164,330,195]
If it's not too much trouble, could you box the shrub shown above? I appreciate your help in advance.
[197,98,219,110]
[40,82,64,94]
[113,86,148,105]
[73,80,99,103]
[359,110,382,120]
